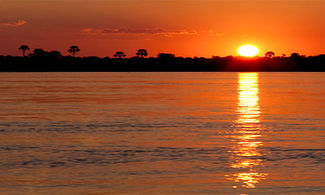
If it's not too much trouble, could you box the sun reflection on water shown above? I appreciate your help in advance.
[228,73,268,189]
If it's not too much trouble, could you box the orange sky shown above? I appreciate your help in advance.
[0,0,324,57]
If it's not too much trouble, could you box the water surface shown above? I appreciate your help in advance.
[0,72,324,194]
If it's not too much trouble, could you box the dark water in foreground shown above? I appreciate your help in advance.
[0,72,324,194]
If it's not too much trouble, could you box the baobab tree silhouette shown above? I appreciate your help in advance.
[136,49,148,58]
[68,46,80,57]
[19,45,30,57]
[114,51,126,58]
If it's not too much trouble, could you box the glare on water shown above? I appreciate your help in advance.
[228,73,268,189]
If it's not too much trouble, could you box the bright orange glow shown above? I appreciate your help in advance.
[1,1,325,57]
[228,73,268,189]
[238,45,259,57]
[233,172,268,188]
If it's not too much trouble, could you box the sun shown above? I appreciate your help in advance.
[238,45,259,57]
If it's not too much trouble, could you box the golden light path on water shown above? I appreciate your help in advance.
[228,73,268,189]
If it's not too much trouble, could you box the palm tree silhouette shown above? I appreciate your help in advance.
[19,45,30,57]
[114,51,126,58]
[265,51,275,58]
[136,49,148,58]
[68,46,80,57]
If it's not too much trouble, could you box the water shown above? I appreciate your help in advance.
[0,72,324,194]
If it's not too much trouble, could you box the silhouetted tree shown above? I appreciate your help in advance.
[49,51,63,59]
[265,51,275,58]
[68,46,80,57]
[136,49,148,58]
[290,53,300,58]
[290,53,303,60]
[158,53,175,62]
[158,53,175,59]
[30,48,46,57]
[281,54,287,58]
[114,51,126,58]
[19,45,30,57]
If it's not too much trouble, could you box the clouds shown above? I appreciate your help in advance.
[1,20,27,27]
[81,27,198,37]
[81,27,226,39]
[208,30,225,37]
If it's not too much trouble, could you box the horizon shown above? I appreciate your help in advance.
[1,0,324,57]
[2,45,325,58]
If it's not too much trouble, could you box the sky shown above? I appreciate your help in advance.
[0,0,324,57]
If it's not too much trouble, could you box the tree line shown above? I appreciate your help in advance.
[0,44,323,72]
[18,45,149,58]
[17,45,305,59]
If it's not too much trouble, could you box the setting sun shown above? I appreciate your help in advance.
[238,45,259,57]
